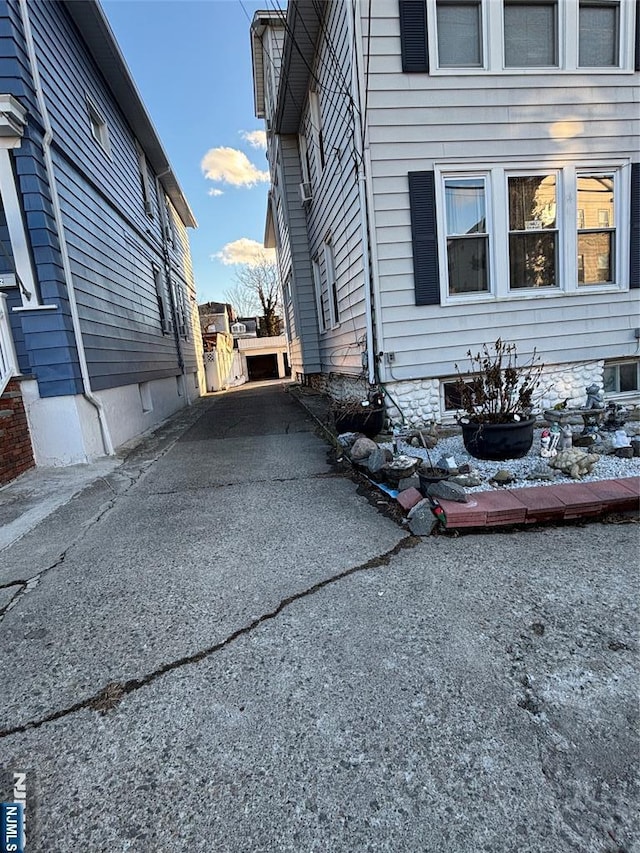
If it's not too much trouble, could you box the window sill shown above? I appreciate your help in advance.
[441,284,627,306]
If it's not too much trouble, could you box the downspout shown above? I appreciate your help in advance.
[347,0,377,386]
[155,172,189,404]
[18,0,114,456]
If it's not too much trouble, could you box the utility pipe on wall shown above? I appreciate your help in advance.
[19,0,114,456]
[347,0,377,386]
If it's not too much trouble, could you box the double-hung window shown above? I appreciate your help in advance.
[508,175,558,288]
[436,1,483,67]
[576,174,615,284]
[504,1,558,68]
[443,177,489,294]
[579,1,620,66]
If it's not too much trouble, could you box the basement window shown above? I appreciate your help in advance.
[603,360,640,396]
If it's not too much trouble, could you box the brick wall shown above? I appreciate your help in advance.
[0,378,35,486]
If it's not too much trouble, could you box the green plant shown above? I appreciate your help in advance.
[454,339,543,424]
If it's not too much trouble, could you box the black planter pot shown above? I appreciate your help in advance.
[334,407,385,438]
[460,417,536,461]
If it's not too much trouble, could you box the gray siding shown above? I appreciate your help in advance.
[363,0,640,379]
[301,0,367,377]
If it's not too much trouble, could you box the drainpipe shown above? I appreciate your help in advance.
[155,173,189,404]
[18,0,114,456]
[347,0,377,386]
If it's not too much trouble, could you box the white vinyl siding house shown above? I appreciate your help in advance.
[253,0,639,423]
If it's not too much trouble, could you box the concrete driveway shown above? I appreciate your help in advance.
[0,381,637,852]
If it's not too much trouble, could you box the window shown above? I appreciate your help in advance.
[436,163,626,300]
[603,360,640,394]
[422,0,632,73]
[162,196,176,247]
[508,175,558,288]
[311,255,326,333]
[308,90,325,172]
[443,177,489,294]
[324,238,339,326]
[579,1,619,66]
[576,174,615,285]
[299,134,311,186]
[436,1,483,67]
[87,98,110,154]
[441,379,472,412]
[136,142,153,218]
[504,1,558,67]
[153,265,172,334]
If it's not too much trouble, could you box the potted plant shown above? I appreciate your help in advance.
[454,339,543,461]
[331,390,385,438]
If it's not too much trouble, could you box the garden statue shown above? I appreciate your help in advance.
[558,424,573,451]
[602,402,627,431]
[585,383,604,409]
[540,427,560,458]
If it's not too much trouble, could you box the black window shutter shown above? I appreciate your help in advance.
[408,171,440,305]
[399,0,429,73]
[630,162,639,288]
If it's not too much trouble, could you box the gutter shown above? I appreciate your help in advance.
[19,0,114,456]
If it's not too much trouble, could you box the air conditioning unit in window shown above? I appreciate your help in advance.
[144,200,154,217]
[161,318,173,334]
[299,181,313,204]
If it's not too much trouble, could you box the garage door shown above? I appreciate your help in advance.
[246,354,278,381]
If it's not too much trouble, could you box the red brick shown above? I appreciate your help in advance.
[508,486,567,523]
[547,483,603,518]
[397,487,424,512]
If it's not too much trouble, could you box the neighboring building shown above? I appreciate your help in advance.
[251,1,640,425]
[199,301,235,351]
[0,0,204,482]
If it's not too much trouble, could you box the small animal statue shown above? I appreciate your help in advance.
[584,384,604,409]
[558,424,573,451]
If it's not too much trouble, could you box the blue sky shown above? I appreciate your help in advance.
[101,0,277,305]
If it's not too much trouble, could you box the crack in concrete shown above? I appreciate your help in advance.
[141,471,343,495]
[0,535,419,738]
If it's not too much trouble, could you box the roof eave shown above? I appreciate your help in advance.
[63,0,197,228]
[274,0,322,135]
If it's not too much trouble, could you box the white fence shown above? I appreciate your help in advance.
[204,349,246,392]
[0,292,18,397]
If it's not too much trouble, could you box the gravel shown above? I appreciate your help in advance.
[379,424,640,492]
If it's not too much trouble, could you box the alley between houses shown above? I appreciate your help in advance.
[0,381,638,853]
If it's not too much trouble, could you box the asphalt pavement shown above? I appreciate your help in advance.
[0,380,638,853]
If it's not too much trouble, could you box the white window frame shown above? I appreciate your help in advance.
[603,359,640,398]
[86,96,110,155]
[136,142,154,219]
[311,255,326,333]
[308,90,325,175]
[323,237,339,329]
[435,160,630,305]
[426,0,635,73]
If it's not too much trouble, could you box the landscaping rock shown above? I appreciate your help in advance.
[549,449,600,479]
[436,455,458,473]
[631,437,640,457]
[367,447,393,475]
[491,469,515,485]
[450,473,483,488]
[397,475,420,492]
[408,505,438,536]
[573,433,597,448]
[337,432,361,448]
[350,437,378,461]
[615,446,634,459]
[426,480,468,503]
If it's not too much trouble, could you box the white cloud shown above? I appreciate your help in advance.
[201,147,269,187]
[240,130,267,150]
[208,188,224,197]
[213,238,276,266]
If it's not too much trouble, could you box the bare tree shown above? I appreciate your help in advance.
[226,261,281,336]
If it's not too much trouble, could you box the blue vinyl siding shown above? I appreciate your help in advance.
[0,0,199,399]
